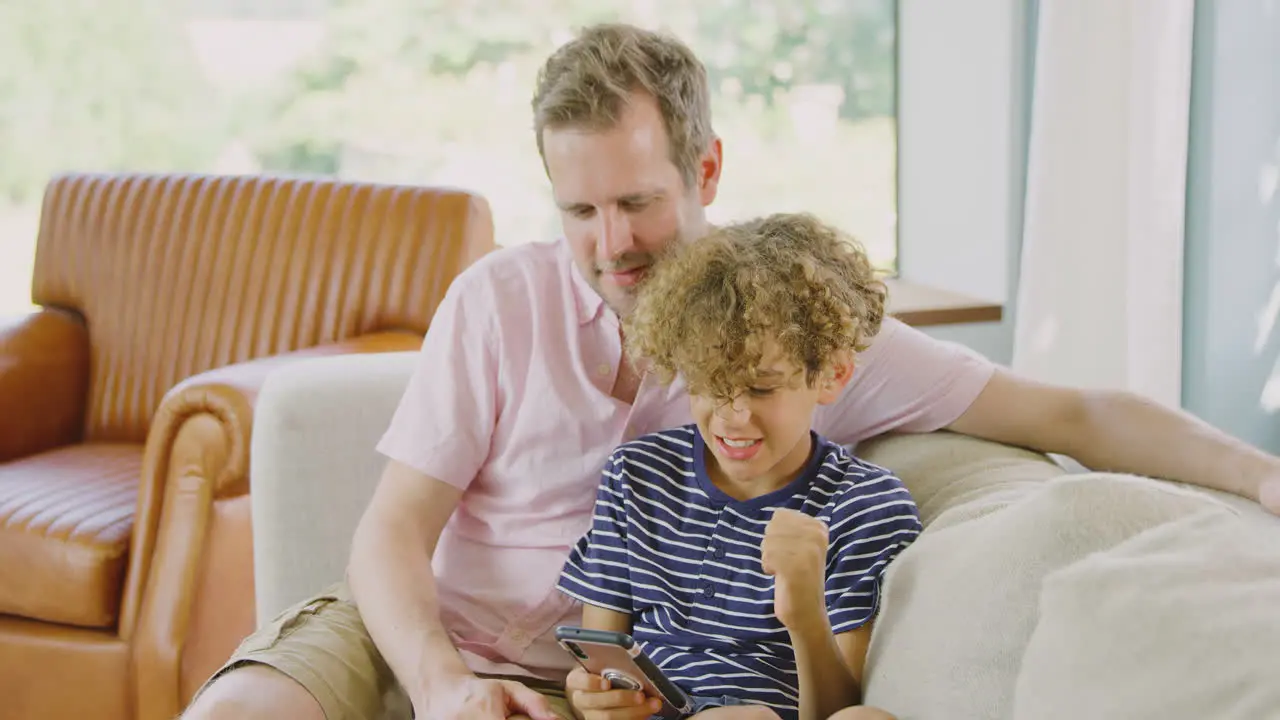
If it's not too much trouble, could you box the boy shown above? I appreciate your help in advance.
[556,213,918,720]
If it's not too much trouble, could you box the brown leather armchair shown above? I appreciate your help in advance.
[0,172,494,720]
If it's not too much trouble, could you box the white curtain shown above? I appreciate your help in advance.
[1012,0,1195,408]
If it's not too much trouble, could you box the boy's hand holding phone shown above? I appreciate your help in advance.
[761,508,830,631]
[565,666,664,720]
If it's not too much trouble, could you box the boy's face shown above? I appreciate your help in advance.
[690,342,853,492]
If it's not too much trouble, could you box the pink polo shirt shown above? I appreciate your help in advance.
[376,238,995,681]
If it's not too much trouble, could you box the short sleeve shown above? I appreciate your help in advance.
[824,466,923,633]
[814,318,997,446]
[557,451,634,615]
[375,269,498,490]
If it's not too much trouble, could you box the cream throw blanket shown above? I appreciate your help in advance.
[857,432,1280,720]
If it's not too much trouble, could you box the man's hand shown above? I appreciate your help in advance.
[1261,476,1280,515]
[565,666,662,720]
[761,508,830,631]
[420,675,561,720]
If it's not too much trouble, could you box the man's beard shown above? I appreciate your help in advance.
[592,260,649,317]
[596,251,655,278]
[593,230,690,315]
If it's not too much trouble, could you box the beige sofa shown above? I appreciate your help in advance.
[248,352,1280,720]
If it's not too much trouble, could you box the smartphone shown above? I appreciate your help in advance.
[555,626,693,719]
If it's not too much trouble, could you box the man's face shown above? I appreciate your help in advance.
[541,93,721,316]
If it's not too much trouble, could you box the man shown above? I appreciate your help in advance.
[183,22,1280,720]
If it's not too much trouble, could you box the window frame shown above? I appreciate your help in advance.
[896,0,1029,307]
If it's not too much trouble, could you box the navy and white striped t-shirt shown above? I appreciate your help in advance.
[557,424,922,718]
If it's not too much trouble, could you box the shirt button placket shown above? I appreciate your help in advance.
[702,520,729,605]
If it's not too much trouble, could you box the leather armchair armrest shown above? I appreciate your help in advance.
[0,308,89,463]
[122,330,423,720]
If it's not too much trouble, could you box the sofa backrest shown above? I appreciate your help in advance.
[30,172,493,443]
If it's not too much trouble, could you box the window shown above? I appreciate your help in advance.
[0,0,898,316]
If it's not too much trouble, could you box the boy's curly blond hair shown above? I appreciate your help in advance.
[625,213,887,400]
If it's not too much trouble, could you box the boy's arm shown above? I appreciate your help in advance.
[789,462,920,719]
[556,450,636,615]
[787,611,864,720]
[560,455,660,718]
[834,622,875,689]
[582,604,633,633]
[764,509,862,720]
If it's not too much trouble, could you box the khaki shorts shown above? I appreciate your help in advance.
[195,582,575,720]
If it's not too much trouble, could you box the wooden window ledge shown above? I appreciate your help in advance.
[884,278,1003,327]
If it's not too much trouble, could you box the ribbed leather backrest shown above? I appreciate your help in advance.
[31,173,494,443]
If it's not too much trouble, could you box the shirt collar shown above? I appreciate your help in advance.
[563,239,607,327]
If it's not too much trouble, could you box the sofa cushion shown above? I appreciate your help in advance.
[856,433,1233,720]
[0,443,141,627]
[856,431,1066,528]
[1012,507,1280,720]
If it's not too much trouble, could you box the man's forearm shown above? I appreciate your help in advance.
[788,616,860,720]
[347,515,471,705]
[1067,390,1275,500]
